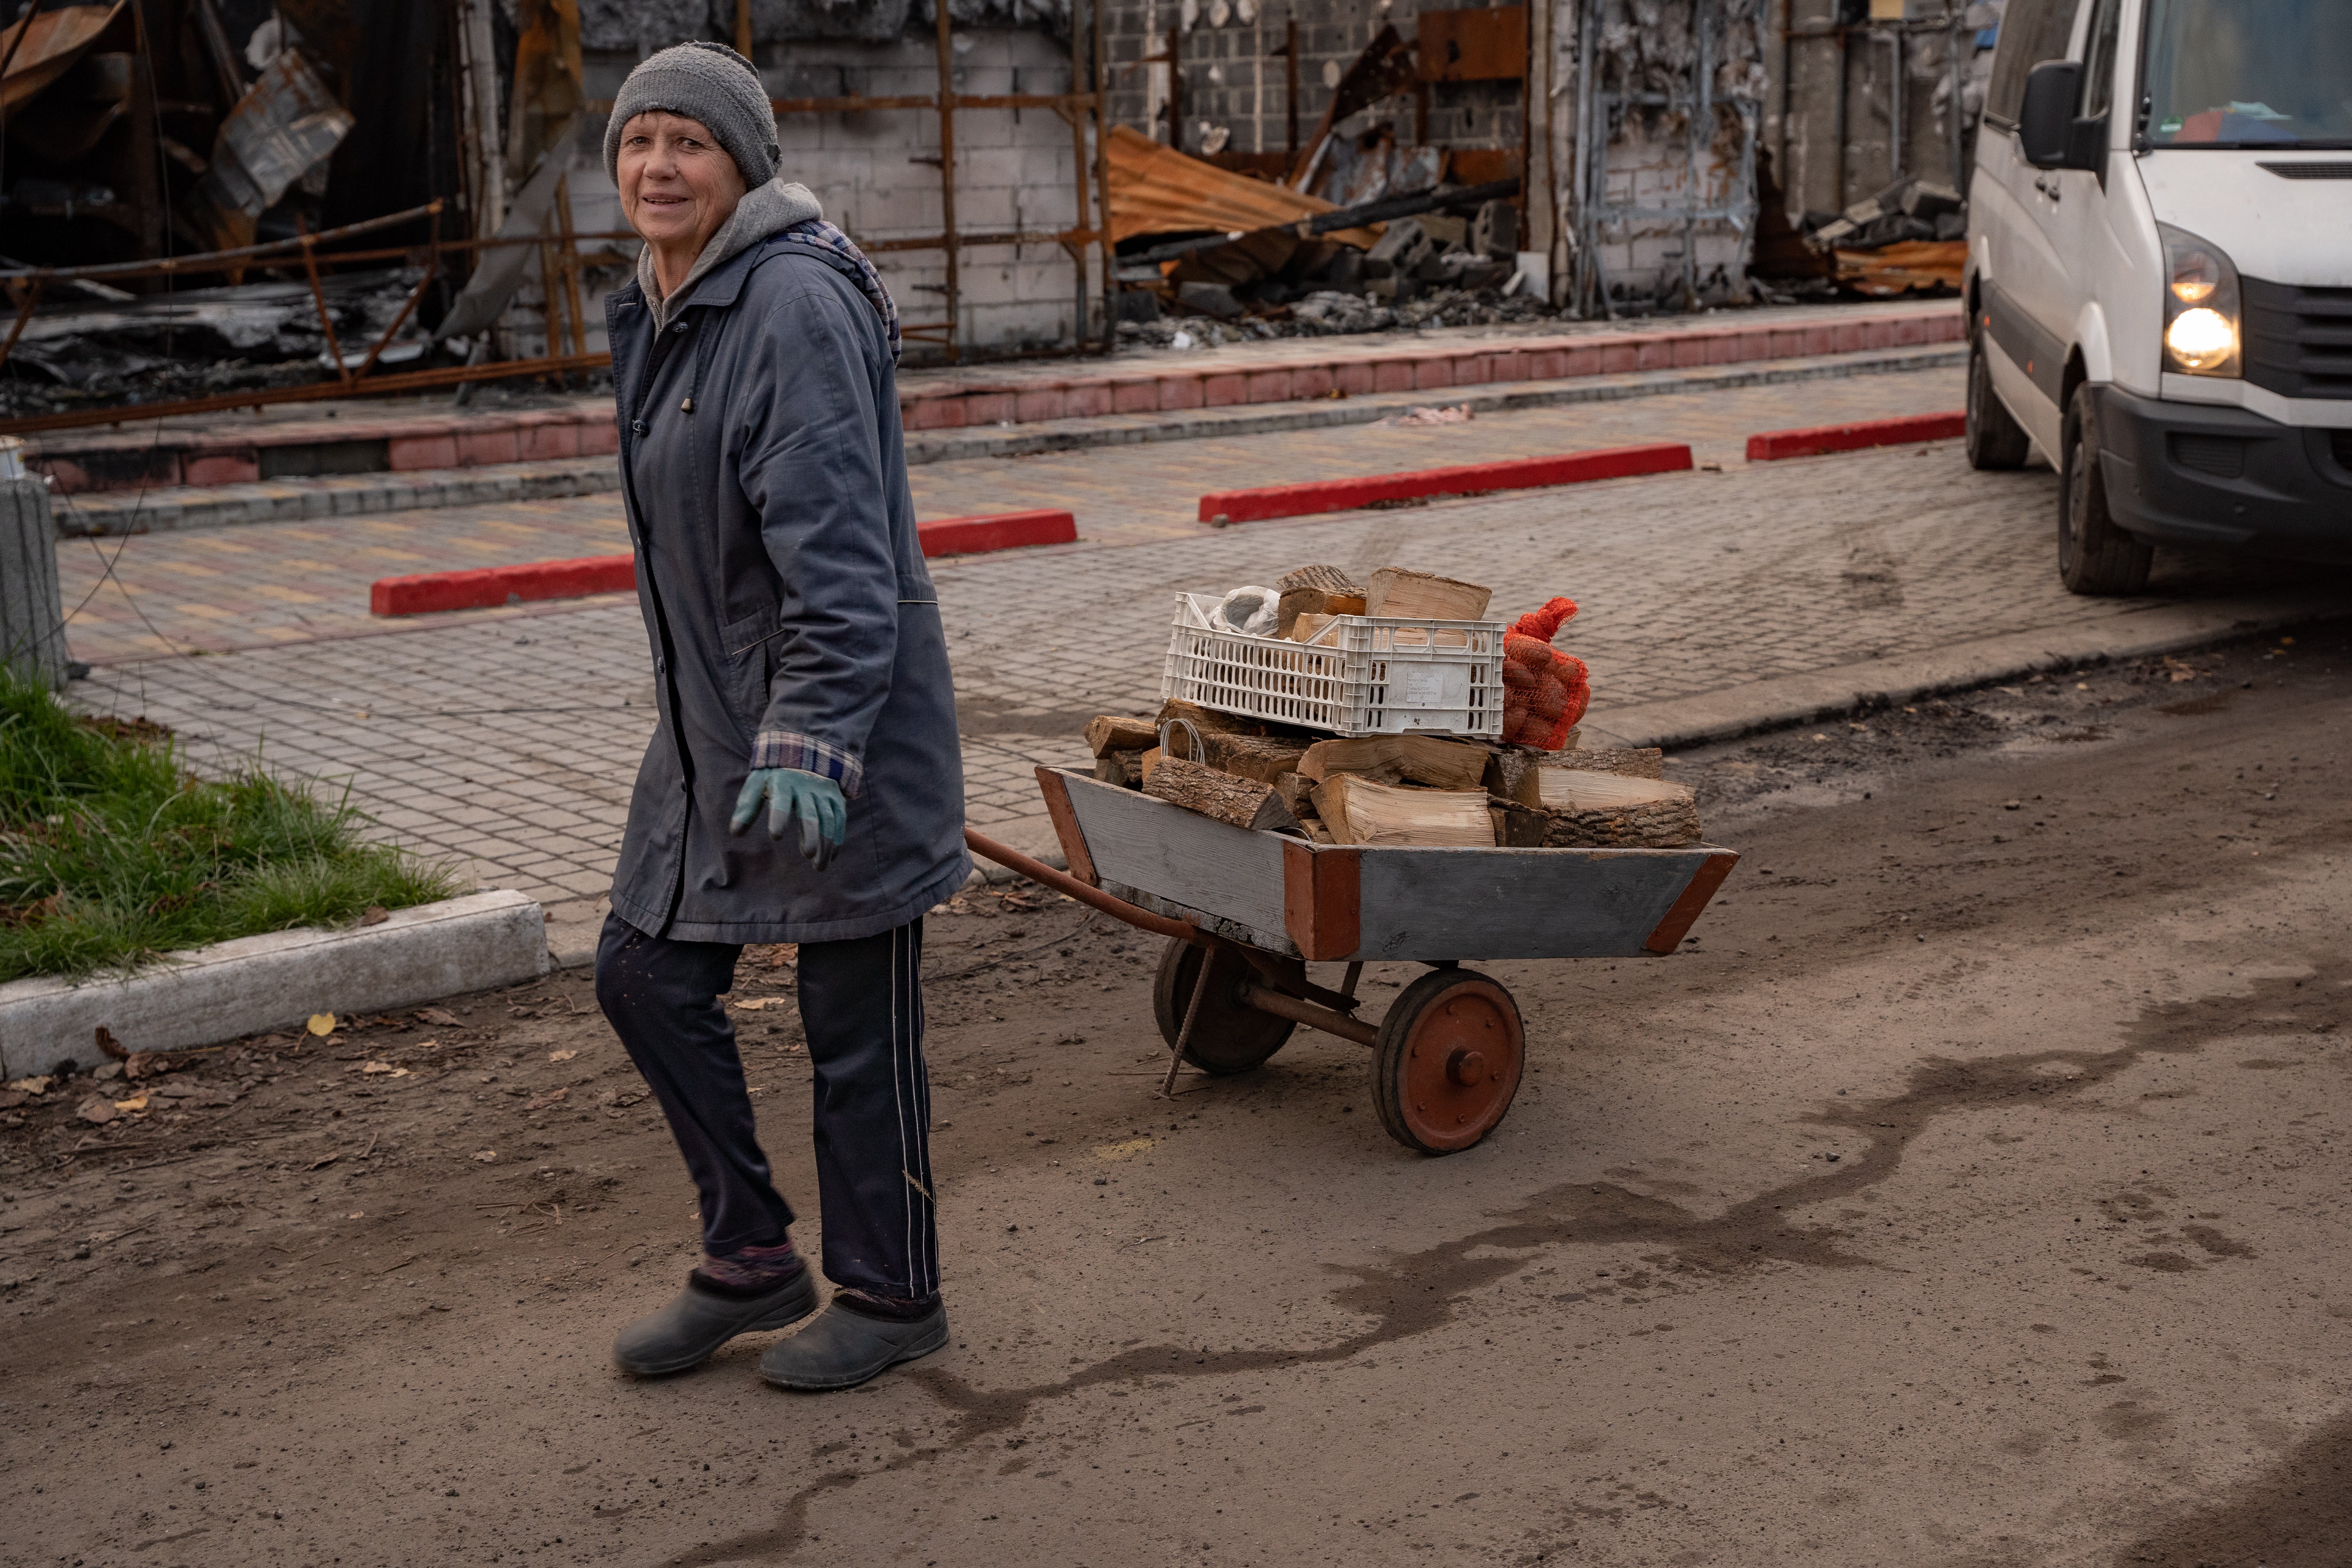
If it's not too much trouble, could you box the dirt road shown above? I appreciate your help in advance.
[7,626,2351,1568]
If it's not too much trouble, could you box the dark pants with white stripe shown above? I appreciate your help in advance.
[594,913,938,1303]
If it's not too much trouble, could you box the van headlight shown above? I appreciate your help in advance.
[2160,224,2241,377]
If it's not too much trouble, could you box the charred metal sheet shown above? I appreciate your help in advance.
[1416,6,1528,84]
[185,49,354,252]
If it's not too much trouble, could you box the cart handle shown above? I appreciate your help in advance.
[963,828,1206,946]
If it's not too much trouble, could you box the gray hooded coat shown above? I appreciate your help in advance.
[606,183,968,944]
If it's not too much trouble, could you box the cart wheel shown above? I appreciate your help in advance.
[1151,937,1296,1074]
[1371,968,1524,1154]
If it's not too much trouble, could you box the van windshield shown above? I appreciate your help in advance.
[2142,0,2352,146]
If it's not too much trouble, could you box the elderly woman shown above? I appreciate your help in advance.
[592,41,967,1392]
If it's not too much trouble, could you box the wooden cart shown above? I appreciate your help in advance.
[963,768,1737,1155]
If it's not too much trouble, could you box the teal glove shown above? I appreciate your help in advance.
[728,768,847,870]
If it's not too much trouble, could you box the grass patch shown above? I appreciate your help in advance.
[0,666,460,983]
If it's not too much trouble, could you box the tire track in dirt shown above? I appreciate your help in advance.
[662,961,2345,1566]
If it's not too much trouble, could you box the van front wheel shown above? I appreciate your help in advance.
[1965,336,2031,470]
[2058,384,2153,597]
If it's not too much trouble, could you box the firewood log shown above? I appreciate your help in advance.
[1488,798,1549,848]
[1092,748,1145,788]
[1278,588,1368,635]
[1535,774,1701,848]
[1085,715,1160,757]
[1365,566,1492,622]
[1483,733,1592,805]
[1544,746,1665,781]
[1309,775,1495,847]
[1298,734,1492,790]
[1144,755,1304,833]
[1167,731,1310,784]
[1276,563,1363,596]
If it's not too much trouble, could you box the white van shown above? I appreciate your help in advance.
[1963,0,2352,594]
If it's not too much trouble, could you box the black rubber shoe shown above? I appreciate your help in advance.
[612,1269,818,1377]
[758,1299,949,1392]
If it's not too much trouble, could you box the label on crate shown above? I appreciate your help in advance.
[1401,665,1446,706]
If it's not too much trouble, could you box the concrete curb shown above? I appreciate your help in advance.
[0,891,549,1078]
[50,345,1967,537]
[1578,592,2352,752]
[905,344,1967,463]
[53,456,622,537]
[363,510,1079,620]
[1746,410,1965,461]
[373,554,636,616]
[1200,442,1692,524]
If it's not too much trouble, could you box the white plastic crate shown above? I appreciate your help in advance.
[1158,592,1506,739]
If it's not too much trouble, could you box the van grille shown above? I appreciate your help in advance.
[2241,278,2352,399]
[2258,161,2352,180]
[2169,434,2247,479]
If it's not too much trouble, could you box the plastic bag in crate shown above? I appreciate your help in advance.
[1500,597,1590,750]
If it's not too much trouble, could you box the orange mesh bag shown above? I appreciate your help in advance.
[1499,596,1590,750]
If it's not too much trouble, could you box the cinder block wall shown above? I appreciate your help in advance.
[584,29,1100,358]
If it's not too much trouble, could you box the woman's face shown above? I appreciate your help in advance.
[617,111,748,254]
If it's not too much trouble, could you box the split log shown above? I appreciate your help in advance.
[1483,734,1589,805]
[1310,775,1495,847]
[1531,771,1688,812]
[1144,754,1304,833]
[1544,746,1664,781]
[1277,563,1363,596]
[1085,715,1160,757]
[1285,612,1339,644]
[1277,566,1369,635]
[1535,774,1701,848]
[1298,733,1492,791]
[1488,798,1549,848]
[1161,729,1310,783]
[1274,771,1320,818]
[1156,697,1315,741]
[1093,748,1145,788]
[1365,566,1492,622]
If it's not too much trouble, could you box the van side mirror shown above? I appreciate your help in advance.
[2019,60,2105,171]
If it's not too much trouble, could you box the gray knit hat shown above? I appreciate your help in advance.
[603,41,779,187]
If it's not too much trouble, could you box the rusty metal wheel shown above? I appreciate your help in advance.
[1370,968,1524,1154]
[1151,937,1296,1075]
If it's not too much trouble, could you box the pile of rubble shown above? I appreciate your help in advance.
[1117,194,1556,345]
[0,269,439,420]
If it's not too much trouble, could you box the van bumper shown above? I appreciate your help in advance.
[2097,387,2352,563]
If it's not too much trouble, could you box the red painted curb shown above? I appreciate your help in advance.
[917,508,1076,557]
[368,510,1079,616]
[1744,410,1966,461]
[1197,443,1695,525]
[370,554,635,617]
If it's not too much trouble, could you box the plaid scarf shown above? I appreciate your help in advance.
[774,218,902,366]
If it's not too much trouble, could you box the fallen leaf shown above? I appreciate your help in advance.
[547,1049,577,1063]
[523,1088,569,1111]
[358,1060,398,1075]
[5,1076,49,1095]
[359,906,390,927]
[95,1025,128,1060]
[309,1152,340,1171]
[472,1149,499,1163]
[417,1007,463,1028]
[731,997,789,1012]
[0,1090,24,1111]
[307,1013,337,1037]
[112,1095,150,1112]
[76,1097,117,1125]
[347,1211,365,1219]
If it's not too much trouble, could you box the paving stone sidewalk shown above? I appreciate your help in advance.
[58,366,1965,664]
[77,426,2313,936]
